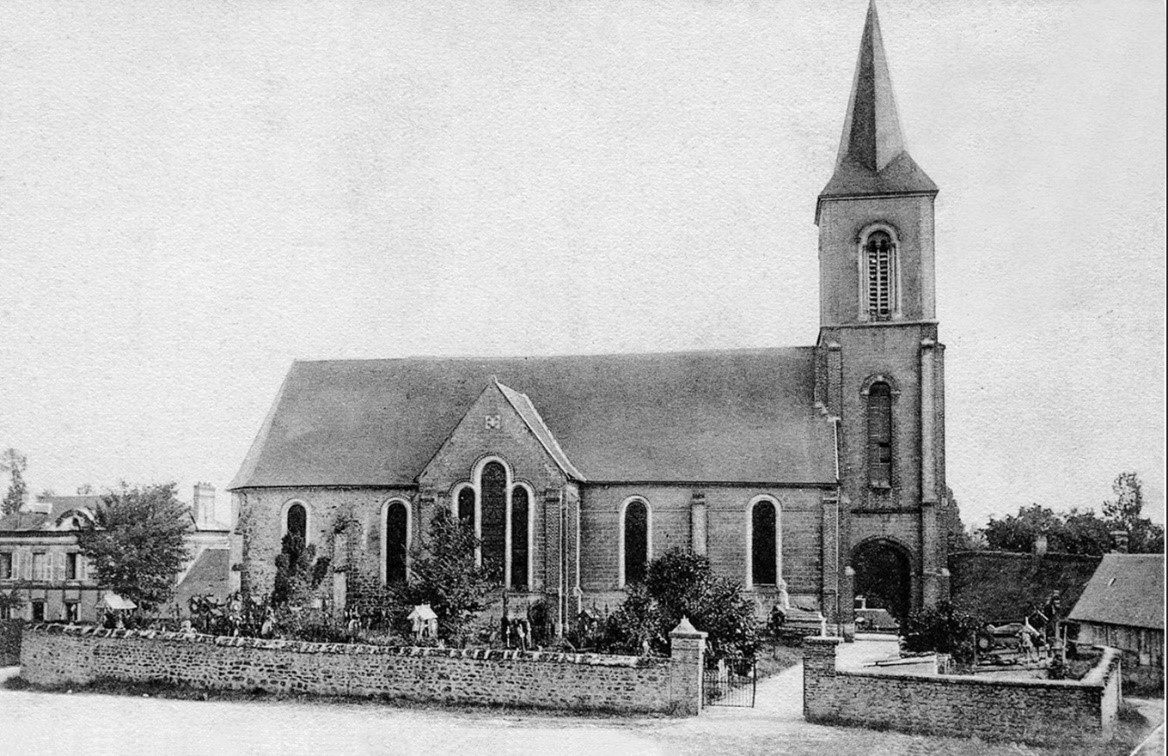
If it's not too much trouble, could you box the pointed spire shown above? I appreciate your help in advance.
[837,0,904,172]
[818,1,936,212]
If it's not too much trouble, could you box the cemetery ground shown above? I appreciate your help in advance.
[3,644,1161,756]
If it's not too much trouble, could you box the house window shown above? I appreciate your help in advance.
[285,502,307,543]
[384,500,409,585]
[65,601,79,623]
[868,381,893,488]
[750,498,779,587]
[31,600,45,621]
[0,605,10,620]
[509,486,530,590]
[0,552,11,580]
[621,499,650,586]
[864,230,896,320]
[66,552,79,581]
[480,461,508,574]
[32,553,48,582]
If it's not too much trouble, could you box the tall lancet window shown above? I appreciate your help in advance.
[509,486,530,590]
[480,461,508,573]
[868,381,893,488]
[864,230,896,321]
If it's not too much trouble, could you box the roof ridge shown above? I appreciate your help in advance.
[288,345,818,366]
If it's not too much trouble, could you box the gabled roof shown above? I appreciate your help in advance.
[817,0,936,217]
[229,347,836,489]
[496,380,585,481]
[1068,553,1164,631]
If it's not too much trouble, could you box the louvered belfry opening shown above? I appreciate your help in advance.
[481,461,507,574]
[624,500,649,584]
[868,382,893,488]
[866,231,893,320]
[509,486,529,589]
[385,501,408,584]
[751,501,777,585]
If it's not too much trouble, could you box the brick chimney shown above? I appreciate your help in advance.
[192,482,216,526]
[1109,530,1129,554]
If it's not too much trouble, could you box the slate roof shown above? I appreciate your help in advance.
[230,347,837,489]
[817,0,937,216]
[1068,553,1165,631]
[0,495,102,532]
[496,381,585,480]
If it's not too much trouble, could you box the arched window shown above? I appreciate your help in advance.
[384,500,409,585]
[284,502,307,543]
[456,486,476,531]
[621,499,650,586]
[749,498,779,587]
[864,230,896,320]
[868,382,893,488]
[509,486,530,590]
[480,461,507,574]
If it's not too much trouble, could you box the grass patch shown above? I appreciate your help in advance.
[755,643,802,679]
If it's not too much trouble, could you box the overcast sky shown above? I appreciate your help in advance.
[1,0,1164,528]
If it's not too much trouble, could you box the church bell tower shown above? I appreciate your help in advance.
[815,1,949,630]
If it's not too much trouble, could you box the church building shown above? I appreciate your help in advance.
[229,3,952,637]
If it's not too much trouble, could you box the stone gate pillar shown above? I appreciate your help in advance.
[669,617,708,715]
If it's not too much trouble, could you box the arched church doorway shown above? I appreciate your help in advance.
[851,539,912,622]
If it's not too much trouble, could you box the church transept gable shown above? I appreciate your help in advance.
[418,379,573,494]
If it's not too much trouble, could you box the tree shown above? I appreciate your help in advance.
[392,508,500,643]
[606,548,759,663]
[0,449,28,516]
[76,482,192,613]
[900,602,982,664]
[1102,472,1164,554]
[983,504,1065,553]
[271,534,330,608]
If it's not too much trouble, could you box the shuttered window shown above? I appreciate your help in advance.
[868,382,893,488]
[865,231,895,320]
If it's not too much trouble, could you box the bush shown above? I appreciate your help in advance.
[900,602,981,664]
[598,548,760,664]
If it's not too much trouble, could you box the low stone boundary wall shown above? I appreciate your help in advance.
[0,620,22,666]
[803,637,1121,745]
[21,621,708,715]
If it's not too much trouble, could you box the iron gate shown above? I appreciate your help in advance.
[703,657,756,707]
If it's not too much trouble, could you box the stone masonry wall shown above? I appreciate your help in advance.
[803,637,1121,745]
[22,624,707,715]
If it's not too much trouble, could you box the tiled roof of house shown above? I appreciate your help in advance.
[0,495,101,532]
[1068,553,1165,631]
[229,347,837,489]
